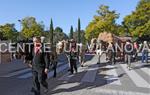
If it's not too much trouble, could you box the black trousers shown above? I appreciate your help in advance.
[70,59,77,74]
[110,54,116,65]
[32,69,48,93]
[52,62,57,77]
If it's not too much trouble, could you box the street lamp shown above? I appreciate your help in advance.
[18,20,22,41]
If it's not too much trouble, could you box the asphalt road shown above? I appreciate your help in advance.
[0,54,150,95]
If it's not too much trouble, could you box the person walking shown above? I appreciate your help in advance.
[30,37,49,95]
[69,48,78,74]
[141,41,149,63]
[125,40,133,70]
[78,44,85,67]
[24,39,34,67]
[50,50,58,78]
[108,42,116,65]
[133,42,138,61]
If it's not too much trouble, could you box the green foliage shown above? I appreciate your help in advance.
[21,17,44,39]
[73,29,86,44]
[116,25,126,36]
[85,5,119,40]
[78,18,81,43]
[50,18,54,45]
[123,0,150,37]
[0,32,3,39]
[69,26,74,39]
[53,27,68,44]
[43,27,68,44]
[0,23,17,41]
[55,27,63,33]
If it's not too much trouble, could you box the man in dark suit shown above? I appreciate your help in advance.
[29,37,49,95]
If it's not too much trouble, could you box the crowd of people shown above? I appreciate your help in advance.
[19,36,149,95]
[21,37,84,95]
[104,40,150,70]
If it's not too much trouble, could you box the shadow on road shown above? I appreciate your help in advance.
[46,55,126,95]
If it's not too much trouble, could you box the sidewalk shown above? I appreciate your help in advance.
[0,53,69,76]
[0,59,28,76]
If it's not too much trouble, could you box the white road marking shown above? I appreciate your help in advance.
[120,64,150,88]
[105,65,121,85]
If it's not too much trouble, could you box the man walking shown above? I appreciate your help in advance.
[141,41,149,63]
[125,40,133,70]
[69,48,78,74]
[107,42,116,65]
[29,37,49,95]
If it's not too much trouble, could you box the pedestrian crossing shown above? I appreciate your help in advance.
[58,62,150,89]
[0,59,150,89]
[134,63,150,76]
[105,65,121,85]
[81,64,99,83]
[120,64,150,88]
[141,67,150,76]
[58,62,89,81]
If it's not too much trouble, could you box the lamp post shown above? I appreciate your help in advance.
[18,20,22,41]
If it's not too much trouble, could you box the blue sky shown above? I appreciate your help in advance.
[0,0,139,34]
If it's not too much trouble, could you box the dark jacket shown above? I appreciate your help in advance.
[32,47,50,71]
[70,51,78,61]
[125,44,133,55]
[24,43,34,61]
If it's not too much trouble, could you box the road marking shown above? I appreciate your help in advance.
[48,64,68,78]
[81,64,99,83]
[105,65,121,85]
[18,63,69,79]
[141,67,150,76]
[93,88,149,95]
[133,63,150,76]
[18,72,32,78]
[58,64,87,81]
[58,72,74,81]
[2,68,31,77]
[120,64,150,88]
[53,82,80,90]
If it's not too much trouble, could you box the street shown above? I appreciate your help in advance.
[0,54,150,95]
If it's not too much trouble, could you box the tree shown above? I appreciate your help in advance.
[85,5,119,40]
[78,18,81,43]
[50,18,54,46]
[116,24,126,36]
[42,25,68,44]
[69,26,74,39]
[55,27,63,33]
[53,27,68,44]
[73,29,86,44]
[0,26,6,40]
[21,17,44,39]
[0,23,17,41]
[0,31,3,39]
[123,0,150,37]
